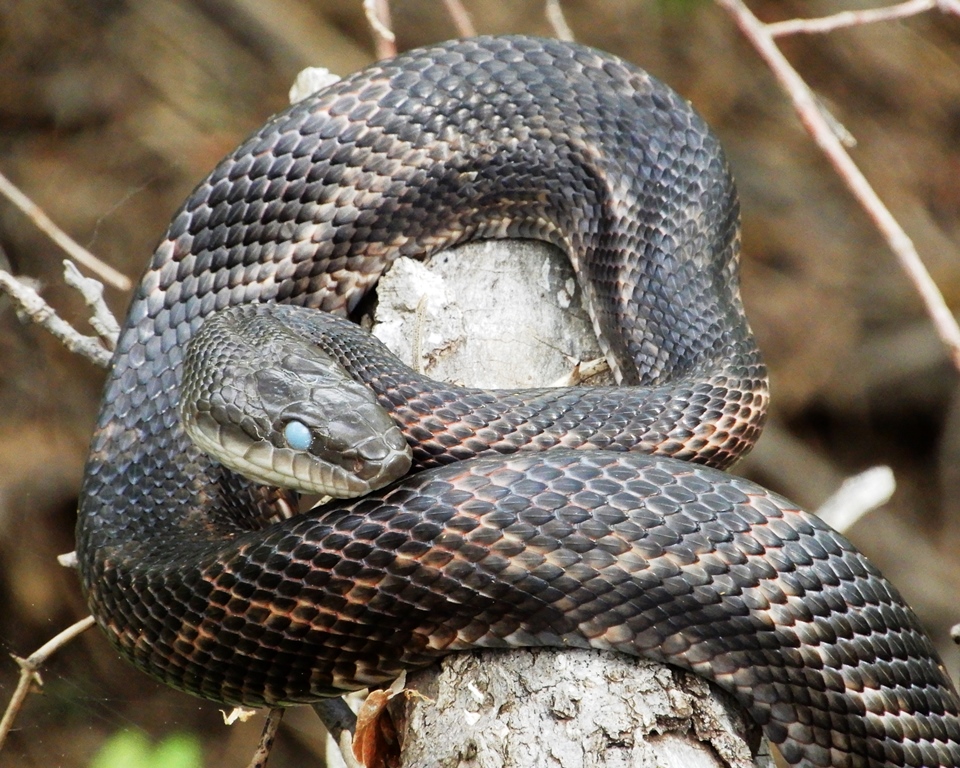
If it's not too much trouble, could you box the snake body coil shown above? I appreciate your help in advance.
[77,36,960,766]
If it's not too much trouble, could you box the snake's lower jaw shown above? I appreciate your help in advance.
[280,442,412,498]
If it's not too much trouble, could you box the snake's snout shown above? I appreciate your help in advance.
[317,406,413,491]
[351,430,412,483]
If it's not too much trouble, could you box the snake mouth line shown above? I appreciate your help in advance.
[183,412,405,497]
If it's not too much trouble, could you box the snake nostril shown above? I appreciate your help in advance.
[351,445,409,483]
[358,439,389,463]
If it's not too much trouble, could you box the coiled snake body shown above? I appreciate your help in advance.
[77,36,960,766]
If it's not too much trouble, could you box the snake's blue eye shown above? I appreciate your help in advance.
[284,420,313,451]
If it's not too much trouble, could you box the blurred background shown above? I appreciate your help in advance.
[0,0,958,765]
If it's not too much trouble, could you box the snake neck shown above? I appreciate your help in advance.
[239,305,768,473]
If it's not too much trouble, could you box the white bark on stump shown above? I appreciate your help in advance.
[392,650,766,768]
[367,239,773,768]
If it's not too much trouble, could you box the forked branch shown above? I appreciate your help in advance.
[715,0,960,373]
[0,616,96,750]
[0,265,113,367]
[767,0,960,36]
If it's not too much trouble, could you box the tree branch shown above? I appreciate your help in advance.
[0,169,131,291]
[363,0,396,58]
[0,616,96,750]
[0,266,113,367]
[545,0,575,41]
[715,0,960,374]
[767,0,937,36]
[62,261,120,349]
[246,709,284,768]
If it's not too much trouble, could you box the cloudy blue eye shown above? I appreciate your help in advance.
[284,420,313,451]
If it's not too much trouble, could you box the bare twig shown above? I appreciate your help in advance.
[313,699,361,768]
[0,269,112,367]
[549,356,609,387]
[767,0,937,36]
[0,169,131,291]
[0,616,97,750]
[545,0,575,41]
[246,709,284,768]
[363,0,396,59]
[62,261,120,349]
[715,0,960,373]
[815,466,896,533]
[442,0,476,37]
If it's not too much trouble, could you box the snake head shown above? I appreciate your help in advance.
[179,308,412,498]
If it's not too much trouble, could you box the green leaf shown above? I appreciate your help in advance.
[152,734,204,768]
[88,731,204,768]
[88,731,152,768]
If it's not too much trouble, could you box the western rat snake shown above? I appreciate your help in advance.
[76,35,960,766]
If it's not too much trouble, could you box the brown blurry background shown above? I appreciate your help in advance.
[0,1,959,765]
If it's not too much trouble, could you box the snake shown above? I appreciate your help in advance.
[75,35,960,766]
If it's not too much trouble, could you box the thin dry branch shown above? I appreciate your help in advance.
[441,0,476,37]
[246,709,284,768]
[546,0,575,41]
[363,0,396,59]
[0,169,131,291]
[767,0,940,36]
[63,261,120,349]
[815,466,896,533]
[715,0,960,374]
[0,268,113,367]
[0,616,96,750]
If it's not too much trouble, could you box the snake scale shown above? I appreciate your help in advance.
[76,35,960,766]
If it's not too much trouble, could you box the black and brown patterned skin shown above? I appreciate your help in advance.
[76,36,960,766]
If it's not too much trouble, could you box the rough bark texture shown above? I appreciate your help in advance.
[368,239,772,768]
[370,240,612,388]
[391,650,769,768]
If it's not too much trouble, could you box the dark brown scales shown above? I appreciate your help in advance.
[76,36,960,767]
